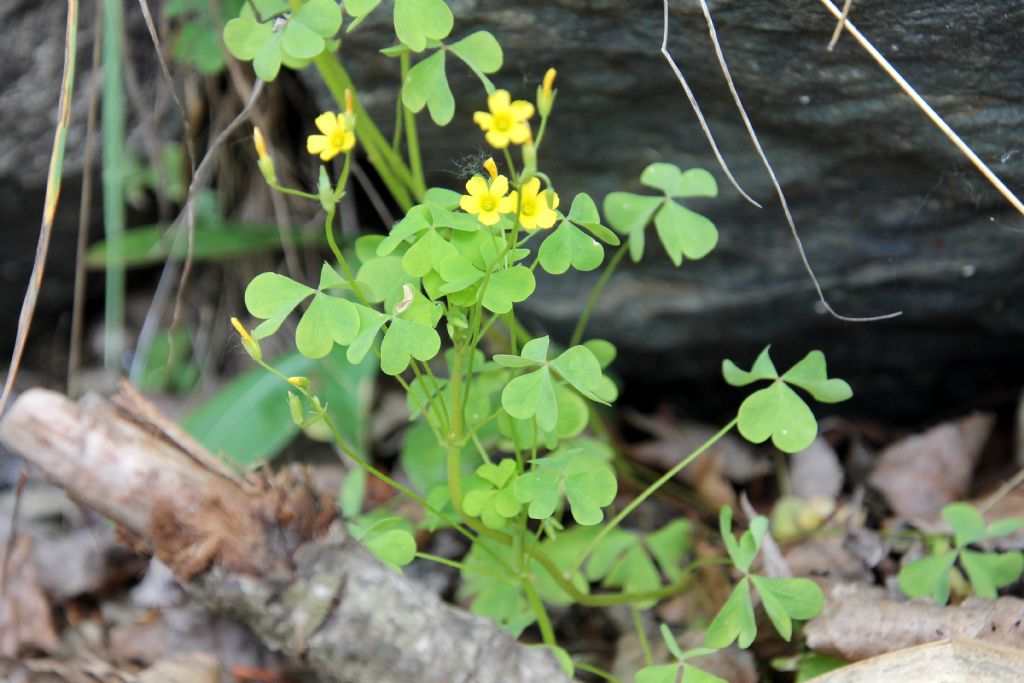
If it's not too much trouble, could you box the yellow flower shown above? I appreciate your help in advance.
[509,177,559,230]
[253,127,276,183]
[230,316,262,361]
[460,175,514,226]
[306,112,356,161]
[542,68,557,98]
[473,90,534,149]
[538,68,557,117]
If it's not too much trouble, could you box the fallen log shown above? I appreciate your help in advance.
[0,388,566,683]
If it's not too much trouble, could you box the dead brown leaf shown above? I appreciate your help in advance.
[812,638,1024,682]
[806,583,1024,661]
[0,534,58,657]
[869,412,994,519]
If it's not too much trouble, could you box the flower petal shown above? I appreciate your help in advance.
[460,194,482,214]
[485,130,509,149]
[314,112,338,136]
[488,89,511,113]
[521,177,541,199]
[490,175,509,197]
[479,210,500,226]
[340,131,356,152]
[473,111,494,130]
[465,175,489,198]
[307,135,328,155]
[498,195,516,215]
[509,123,532,145]
[510,100,535,121]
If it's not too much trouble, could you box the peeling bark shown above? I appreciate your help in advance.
[0,388,567,683]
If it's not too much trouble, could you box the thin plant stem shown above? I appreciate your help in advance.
[632,604,654,667]
[400,52,427,197]
[571,417,739,576]
[570,242,628,347]
[524,581,557,647]
[101,0,125,370]
[574,662,625,683]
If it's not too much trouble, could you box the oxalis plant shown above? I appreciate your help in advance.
[224,0,846,678]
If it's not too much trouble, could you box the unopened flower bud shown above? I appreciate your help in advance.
[537,67,557,117]
[483,157,498,180]
[253,127,277,184]
[288,391,304,426]
[521,142,538,178]
[287,376,310,389]
[317,165,334,213]
[231,316,262,362]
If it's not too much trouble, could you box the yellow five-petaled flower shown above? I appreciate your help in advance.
[306,112,356,161]
[473,90,534,149]
[510,177,559,230]
[460,174,514,226]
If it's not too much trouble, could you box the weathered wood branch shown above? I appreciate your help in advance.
[0,388,567,683]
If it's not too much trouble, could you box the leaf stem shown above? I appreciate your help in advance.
[400,52,427,197]
[570,241,628,347]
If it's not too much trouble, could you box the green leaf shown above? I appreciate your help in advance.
[402,50,455,125]
[750,575,824,641]
[295,293,359,359]
[351,516,416,571]
[481,265,535,314]
[357,255,416,308]
[514,450,617,525]
[943,503,989,547]
[582,339,617,369]
[282,19,325,59]
[636,664,680,683]
[737,382,818,453]
[538,220,604,274]
[438,253,485,292]
[550,345,608,404]
[719,506,768,573]
[291,0,342,37]
[603,192,664,262]
[252,31,284,81]
[781,350,853,403]
[795,654,847,683]
[898,551,958,604]
[393,0,453,52]
[449,30,503,81]
[346,305,387,364]
[379,316,441,375]
[345,0,381,17]
[182,347,374,466]
[654,199,718,265]
[961,550,1024,598]
[463,461,521,529]
[378,205,432,255]
[402,228,458,277]
[460,538,534,636]
[705,577,757,648]
[646,519,693,582]
[682,665,729,683]
[244,272,314,338]
[223,5,273,60]
[641,163,718,199]
[501,367,558,432]
[565,192,620,245]
[424,186,462,209]
[722,346,778,386]
[988,518,1024,539]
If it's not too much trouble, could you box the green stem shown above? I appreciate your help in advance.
[102,0,126,369]
[313,52,417,209]
[570,241,628,347]
[400,52,426,197]
[570,417,739,576]
[574,662,624,683]
[524,580,557,647]
[632,604,653,667]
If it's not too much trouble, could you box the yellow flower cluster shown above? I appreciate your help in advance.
[460,159,559,230]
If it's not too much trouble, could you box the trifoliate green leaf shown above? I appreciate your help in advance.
[357,255,417,309]
[550,345,607,403]
[705,577,756,648]
[641,163,718,199]
[438,253,485,293]
[402,228,458,277]
[943,502,989,548]
[402,50,454,125]
[294,293,359,359]
[346,305,387,364]
[636,665,681,683]
[393,0,453,52]
[291,0,342,37]
[645,519,693,583]
[501,366,558,432]
[350,516,416,571]
[720,505,768,574]
[481,265,535,314]
[463,460,521,529]
[223,5,274,60]
[722,346,778,386]
[424,186,462,209]
[379,316,441,375]
[538,220,604,274]
[582,339,617,369]
[514,449,617,525]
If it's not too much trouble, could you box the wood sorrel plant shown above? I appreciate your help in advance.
[226,0,847,677]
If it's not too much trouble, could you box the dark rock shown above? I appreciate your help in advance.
[328,0,1024,421]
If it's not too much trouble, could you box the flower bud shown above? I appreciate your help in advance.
[318,165,334,213]
[537,67,557,117]
[521,142,538,178]
[253,127,277,184]
[288,392,304,426]
[231,316,262,362]
[287,376,310,389]
[483,157,498,180]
